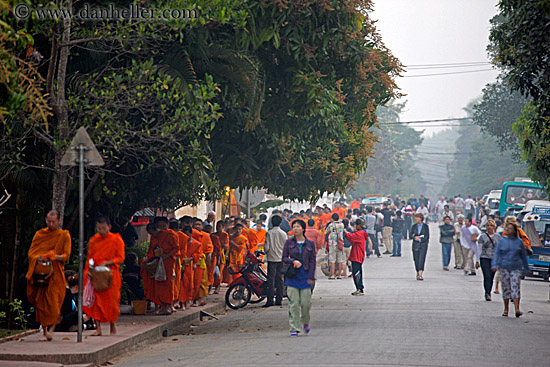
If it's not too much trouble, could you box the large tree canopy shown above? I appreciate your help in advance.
[489,0,550,190]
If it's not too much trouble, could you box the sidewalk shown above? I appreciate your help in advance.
[0,294,226,366]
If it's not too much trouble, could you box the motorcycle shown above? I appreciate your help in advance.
[225,250,267,309]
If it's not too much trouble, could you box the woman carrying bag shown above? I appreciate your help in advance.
[282,219,316,337]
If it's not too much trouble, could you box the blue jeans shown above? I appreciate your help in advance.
[392,233,402,256]
[441,243,452,266]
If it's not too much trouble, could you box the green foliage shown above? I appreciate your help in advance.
[489,0,550,192]
[472,76,530,158]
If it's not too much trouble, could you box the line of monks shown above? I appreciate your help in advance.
[142,216,267,314]
[24,203,351,341]
[26,211,125,341]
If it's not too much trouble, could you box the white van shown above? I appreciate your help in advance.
[485,190,502,215]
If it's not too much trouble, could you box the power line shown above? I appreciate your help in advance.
[402,68,496,78]
[406,61,490,67]
[379,117,473,124]
[407,63,492,70]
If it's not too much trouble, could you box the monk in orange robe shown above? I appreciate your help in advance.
[204,224,220,293]
[228,224,249,283]
[146,219,179,314]
[222,220,234,285]
[350,198,361,210]
[179,225,201,309]
[212,221,228,292]
[167,221,183,310]
[240,219,258,253]
[26,210,71,341]
[192,219,213,305]
[83,217,125,336]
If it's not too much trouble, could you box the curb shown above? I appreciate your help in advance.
[0,301,226,366]
[0,329,39,344]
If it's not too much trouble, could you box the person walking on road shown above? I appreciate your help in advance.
[282,220,316,336]
[491,222,530,317]
[381,202,395,255]
[410,213,429,280]
[416,202,430,223]
[344,219,370,295]
[263,215,288,307]
[391,211,404,257]
[460,215,481,276]
[439,216,455,271]
[325,214,345,279]
[365,206,381,258]
[453,214,465,269]
[478,220,501,301]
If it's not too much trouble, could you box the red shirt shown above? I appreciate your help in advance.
[305,228,323,252]
[345,230,368,263]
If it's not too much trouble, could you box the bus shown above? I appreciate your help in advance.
[499,181,548,217]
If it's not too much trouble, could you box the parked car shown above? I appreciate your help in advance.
[517,200,550,281]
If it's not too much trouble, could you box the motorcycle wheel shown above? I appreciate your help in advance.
[225,284,252,310]
[249,295,266,304]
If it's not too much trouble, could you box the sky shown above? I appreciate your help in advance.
[372,0,501,137]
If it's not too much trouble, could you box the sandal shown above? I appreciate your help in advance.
[328,277,336,280]
[515,311,523,318]
[336,276,342,280]
[502,312,508,317]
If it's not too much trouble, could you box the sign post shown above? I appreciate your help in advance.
[234,188,265,217]
[61,127,104,342]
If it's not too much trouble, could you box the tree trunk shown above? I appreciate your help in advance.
[49,1,72,224]
[7,190,21,329]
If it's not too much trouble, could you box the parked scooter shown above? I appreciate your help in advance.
[225,250,267,309]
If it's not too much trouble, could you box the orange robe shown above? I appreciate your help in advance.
[228,234,248,283]
[83,232,125,323]
[246,228,259,253]
[256,228,267,247]
[174,231,188,301]
[350,201,361,210]
[192,229,213,299]
[209,234,222,286]
[148,230,179,305]
[217,231,231,285]
[26,228,71,326]
[180,234,202,302]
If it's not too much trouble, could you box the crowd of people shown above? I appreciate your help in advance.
[24,193,533,340]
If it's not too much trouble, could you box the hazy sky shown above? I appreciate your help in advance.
[372,0,501,136]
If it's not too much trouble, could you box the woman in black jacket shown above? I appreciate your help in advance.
[410,213,430,280]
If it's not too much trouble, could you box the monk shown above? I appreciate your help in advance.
[228,223,249,283]
[204,225,220,294]
[350,198,361,210]
[26,210,71,341]
[212,221,228,293]
[83,217,125,336]
[255,214,267,250]
[222,220,234,285]
[145,219,179,315]
[179,225,201,309]
[192,219,213,306]
[240,219,258,254]
[169,220,183,310]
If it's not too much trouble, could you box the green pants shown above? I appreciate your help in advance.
[287,286,312,332]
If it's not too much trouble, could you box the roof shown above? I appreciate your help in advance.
[521,200,550,213]
[133,208,155,217]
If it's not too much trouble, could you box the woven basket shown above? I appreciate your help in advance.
[144,257,160,274]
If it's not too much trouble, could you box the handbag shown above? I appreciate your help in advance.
[283,243,303,278]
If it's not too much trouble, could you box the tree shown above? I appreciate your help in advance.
[210,0,403,201]
[472,75,530,158]
[489,0,550,190]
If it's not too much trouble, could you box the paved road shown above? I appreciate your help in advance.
[113,223,550,367]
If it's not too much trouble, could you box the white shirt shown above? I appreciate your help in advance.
[459,225,481,249]
[416,207,429,221]
[464,198,474,210]
[435,200,447,213]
